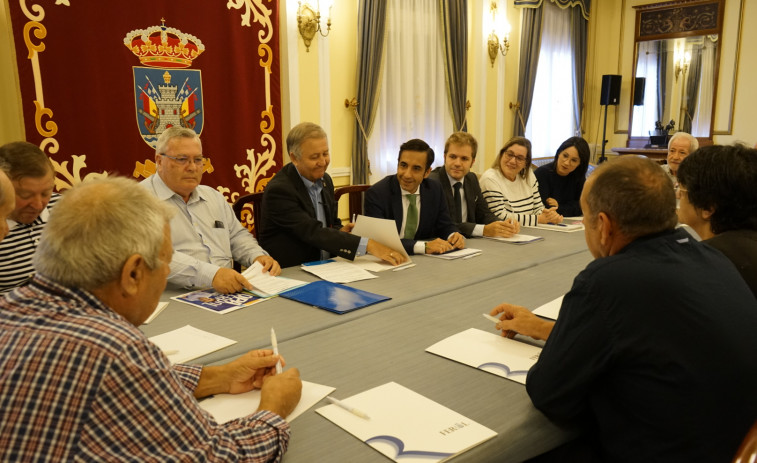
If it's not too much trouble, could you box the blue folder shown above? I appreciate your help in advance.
[279,280,390,314]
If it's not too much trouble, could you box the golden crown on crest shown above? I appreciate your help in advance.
[123,19,205,68]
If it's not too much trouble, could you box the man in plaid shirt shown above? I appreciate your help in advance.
[0,177,302,462]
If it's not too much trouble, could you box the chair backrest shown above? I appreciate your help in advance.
[232,192,264,238]
[334,184,370,220]
[732,419,757,463]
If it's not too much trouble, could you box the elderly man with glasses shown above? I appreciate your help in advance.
[142,127,280,294]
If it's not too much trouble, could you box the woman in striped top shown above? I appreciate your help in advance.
[479,137,563,227]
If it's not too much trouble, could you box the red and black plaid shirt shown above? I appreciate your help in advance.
[0,275,289,462]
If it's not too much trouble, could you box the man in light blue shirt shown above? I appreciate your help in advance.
[142,127,280,293]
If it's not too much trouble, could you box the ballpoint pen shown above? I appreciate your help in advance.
[270,327,283,374]
[326,396,370,420]
[482,314,501,324]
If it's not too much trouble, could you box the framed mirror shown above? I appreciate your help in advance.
[627,0,725,148]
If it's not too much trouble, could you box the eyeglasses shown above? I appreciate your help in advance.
[504,150,527,164]
[160,153,207,166]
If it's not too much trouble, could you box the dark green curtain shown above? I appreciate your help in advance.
[570,6,588,135]
[512,7,543,136]
[351,0,387,184]
[441,0,468,132]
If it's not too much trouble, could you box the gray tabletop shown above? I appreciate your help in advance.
[276,251,594,462]
[140,228,589,365]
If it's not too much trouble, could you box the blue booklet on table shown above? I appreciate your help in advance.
[279,280,390,314]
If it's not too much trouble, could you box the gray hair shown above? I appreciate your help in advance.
[585,156,677,239]
[155,127,201,155]
[286,122,327,160]
[34,176,174,291]
[668,132,699,152]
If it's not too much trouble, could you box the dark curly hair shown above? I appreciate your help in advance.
[677,144,757,234]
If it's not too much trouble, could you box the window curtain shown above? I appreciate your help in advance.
[682,38,704,135]
[656,41,668,123]
[441,0,468,132]
[570,6,588,135]
[351,0,388,184]
[691,37,716,137]
[367,0,453,184]
[524,1,574,157]
[632,41,660,138]
[514,0,590,19]
[512,7,543,136]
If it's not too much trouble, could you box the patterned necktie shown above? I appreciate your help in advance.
[453,182,463,223]
[404,194,418,239]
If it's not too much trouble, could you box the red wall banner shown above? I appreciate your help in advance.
[8,0,283,206]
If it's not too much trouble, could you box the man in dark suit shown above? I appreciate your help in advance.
[365,138,465,255]
[259,122,405,268]
[429,132,520,238]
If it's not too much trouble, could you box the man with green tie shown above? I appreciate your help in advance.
[364,138,465,255]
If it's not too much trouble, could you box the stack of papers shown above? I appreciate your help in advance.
[426,328,542,385]
[301,259,378,283]
[424,248,482,260]
[172,288,268,315]
[200,380,335,423]
[529,220,584,233]
[317,382,496,462]
[241,261,307,296]
[149,325,237,363]
[532,295,564,320]
[350,215,414,272]
[485,233,544,244]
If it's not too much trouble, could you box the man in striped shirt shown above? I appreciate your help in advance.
[0,176,302,461]
[0,141,59,293]
[0,168,15,240]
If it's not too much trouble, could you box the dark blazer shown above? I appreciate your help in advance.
[259,163,360,268]
[428,167,499,238]
[364,175,457,255]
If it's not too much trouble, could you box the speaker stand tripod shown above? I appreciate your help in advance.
[599,103,609,164]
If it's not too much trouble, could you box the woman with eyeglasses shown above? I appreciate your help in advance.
[480,136,563,227]
[534,136,591,217]
[676,144,757,297]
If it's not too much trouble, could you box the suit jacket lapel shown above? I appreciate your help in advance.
[389,176,404,233]
[463,175,477,222]
[286,164,316,217]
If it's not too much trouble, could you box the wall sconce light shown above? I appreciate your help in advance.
[487,2,510,67]
[297,0,333,52]
[674,45,691,82]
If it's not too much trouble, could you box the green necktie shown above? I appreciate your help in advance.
[404,194,418,239]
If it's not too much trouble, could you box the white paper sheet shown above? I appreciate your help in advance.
[426,328,542,385]
[301,260,378,283]
[149,325,236,363]
[532,295,564,320]
[317,382,496,463]
[200,380,335,423]
[484,233,544,244]
[242,261,308,296]
[424,248,482,260]
[527,220,584,233]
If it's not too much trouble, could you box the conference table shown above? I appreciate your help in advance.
[140,227,594,462]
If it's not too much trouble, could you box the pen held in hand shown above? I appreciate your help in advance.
[482,313,501,324]
[270,327,283,374]
[326,396,370,420]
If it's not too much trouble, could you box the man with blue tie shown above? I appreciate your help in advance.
[365,138,465,255]
[259,122,405,268]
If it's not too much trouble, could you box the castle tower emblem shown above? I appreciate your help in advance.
[125,19,204,148]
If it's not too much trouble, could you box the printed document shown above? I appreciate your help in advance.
[426,328,542,385]
[317,382,496,462]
